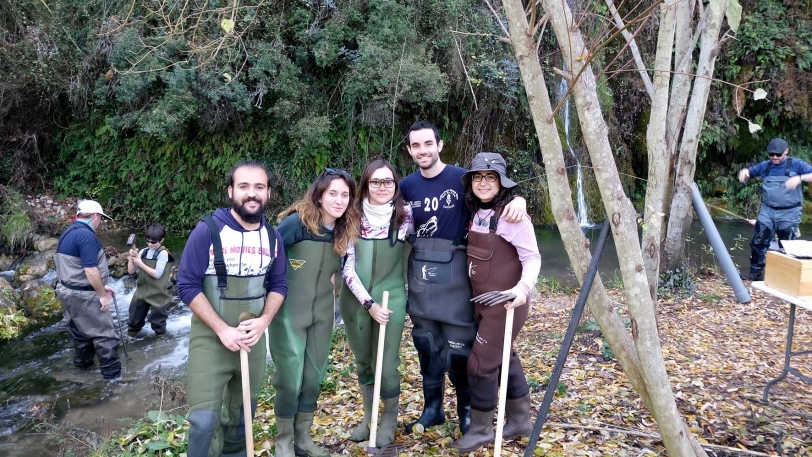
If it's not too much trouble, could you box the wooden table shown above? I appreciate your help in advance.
[751,281,812,401]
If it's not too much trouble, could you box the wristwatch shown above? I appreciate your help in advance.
[362,299,375,310]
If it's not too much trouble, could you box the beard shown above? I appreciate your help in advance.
[232,197,266,224]
[416,153,439,170]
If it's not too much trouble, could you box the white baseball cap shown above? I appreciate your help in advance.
[76,200,112,219]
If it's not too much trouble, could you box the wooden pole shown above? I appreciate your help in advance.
[494,307,515,457]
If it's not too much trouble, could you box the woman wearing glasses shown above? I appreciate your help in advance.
[339,160,413,447]
[451,152,540,452]
[126,223,175,337]
[269,168,361,457]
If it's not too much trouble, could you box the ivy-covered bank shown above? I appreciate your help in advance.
[1,0,810,232]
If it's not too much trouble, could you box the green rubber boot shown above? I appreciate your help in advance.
[350,384,374,442]
[449,408,495,452]
[274,417,295,457]
[293,412,331,457]
[502,394,532,440]
[375,396,399,447]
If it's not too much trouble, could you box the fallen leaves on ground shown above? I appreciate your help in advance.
[251,274,811,456]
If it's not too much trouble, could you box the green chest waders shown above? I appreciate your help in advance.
[269,239,340,418]
[186,217,276,457]
[338,237,407,399]
[128,249,175,334]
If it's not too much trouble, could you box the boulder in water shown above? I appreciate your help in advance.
[0,277,20,312]
[20,280,63,321]
[14,251,55,283]
[0,255,15,271]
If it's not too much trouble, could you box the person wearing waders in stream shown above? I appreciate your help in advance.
[339,160,414,447]
[176,161,287,457]
[54,200,121,380]
[126,223,175,337]
[451,152,540,452]
[399,121,528,437]
[269,168,360,457]
[738,138,812,281]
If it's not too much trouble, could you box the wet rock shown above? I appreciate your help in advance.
[0,277,20,311]
[107,255,120,268]
[15,274,34,284]
[20,280,63,321]
[14,251,55,282]
[121,275,137,293]
[0,255,15,271]
[33,237,58,252]
[0,271,13,283]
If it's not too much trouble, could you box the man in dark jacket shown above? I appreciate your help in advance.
[177,161,287,457]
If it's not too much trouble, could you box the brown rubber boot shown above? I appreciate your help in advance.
[274,416,295,457]
[350,384,374,442]
[449,408,495,452]
[502,394,532,439]
[375,396,399,447]
[293,412,331,457]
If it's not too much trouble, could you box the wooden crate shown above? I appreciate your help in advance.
[765,251,812,298]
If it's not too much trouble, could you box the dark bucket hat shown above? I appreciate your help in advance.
[461,152,517,188]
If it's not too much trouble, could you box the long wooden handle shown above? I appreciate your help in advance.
[369,291,389,448]
[240,349,254,455]
[494,306,515,457]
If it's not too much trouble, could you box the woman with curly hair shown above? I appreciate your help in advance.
[270,168,361,457]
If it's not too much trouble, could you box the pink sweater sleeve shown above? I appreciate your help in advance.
[496,215,541,297]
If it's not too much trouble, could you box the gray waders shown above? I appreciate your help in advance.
[268,238,339,457]
[187,217,276,457]
[128,247,175,335]
[406,237,475,434]
[750,158,803,277]
[338,236,406,445]
[54,223,121,379]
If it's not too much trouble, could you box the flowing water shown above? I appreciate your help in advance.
[558,73,591,227]
[0,219,792,454]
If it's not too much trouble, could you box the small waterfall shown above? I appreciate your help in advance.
[558,76,590,227]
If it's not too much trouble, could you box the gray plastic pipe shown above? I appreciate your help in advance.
[691,182,751,303]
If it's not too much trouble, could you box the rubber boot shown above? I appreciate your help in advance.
[350,384,373,442]
[293,412,331,457]
[502,394,532,439]
[456,387,472,435]
[450,408,495,452]
[404,377,445,433]
[274,417,295,457]
[375,396,399,447]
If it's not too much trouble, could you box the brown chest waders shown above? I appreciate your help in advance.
[186,216,276,457]
[54,223,121,379]
[466,215,530,412]
[128,247,175,335]
[268,238,340,419]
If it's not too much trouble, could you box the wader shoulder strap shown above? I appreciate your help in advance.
[264,222,278,266]
[786,158,793,177]
[203,215,228,291]
[140,246,165,260]
[389,210,398,247]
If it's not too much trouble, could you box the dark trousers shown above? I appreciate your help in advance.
[749,219,798,275]
[128,296,169,334]
[410,315,477,387]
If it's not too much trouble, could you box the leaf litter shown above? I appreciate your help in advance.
[250,274,810,456]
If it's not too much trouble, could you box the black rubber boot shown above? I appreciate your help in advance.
[455,386,472,435]
[404,377,445,433]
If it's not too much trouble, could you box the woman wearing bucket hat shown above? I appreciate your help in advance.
[450,152,541,452]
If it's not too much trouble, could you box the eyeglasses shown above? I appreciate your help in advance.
[768,152,784,157]
[323,168,352,179]
[146,239,160,244]
[472,174,498,183]
[369,179,395,188]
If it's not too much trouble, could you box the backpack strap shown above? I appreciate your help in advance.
[203,215,228,292]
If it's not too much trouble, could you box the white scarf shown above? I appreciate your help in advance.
[363,198,394,227]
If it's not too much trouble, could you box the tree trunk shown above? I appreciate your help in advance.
[500,0,657,423]
[642,0,678,300]
[664,0,728,271]
[604,0,654,101]
[539,1,706,455]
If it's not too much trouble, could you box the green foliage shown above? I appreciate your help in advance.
[537,276,575,295]
[0,309,28,340]
[97,411,189,456]
[0,188,33,251]
[658,267,696,299]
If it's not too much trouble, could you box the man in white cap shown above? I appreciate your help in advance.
[54,199,121,379]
